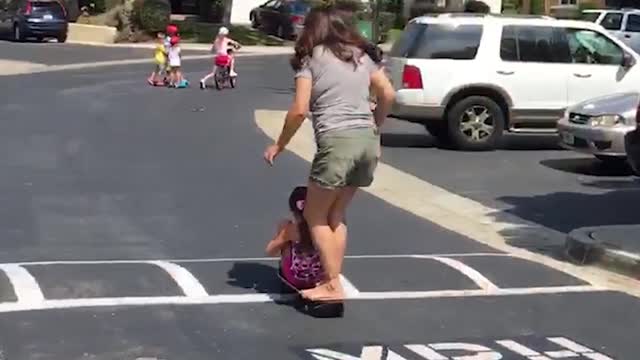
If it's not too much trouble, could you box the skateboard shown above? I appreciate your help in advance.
[277,266,344,318]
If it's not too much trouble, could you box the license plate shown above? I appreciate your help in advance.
[43,14,53,20]
[561,132,574,145]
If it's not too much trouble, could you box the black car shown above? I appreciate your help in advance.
[625,113,640,176]
[249,0,309,40]
[0,0,68,42]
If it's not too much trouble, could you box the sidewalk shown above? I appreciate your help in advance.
[566,225,640,278]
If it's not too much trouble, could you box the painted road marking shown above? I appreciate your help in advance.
[146,261,209,298]
[306,337,615,359]
[254,110,640,298]
[0,254,605,313]
[430,256,499,292]
[0,264,44,304]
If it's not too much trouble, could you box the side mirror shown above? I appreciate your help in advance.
[622,52,635,68]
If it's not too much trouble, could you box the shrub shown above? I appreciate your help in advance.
[464,0,490,13]
[131,0,170,34]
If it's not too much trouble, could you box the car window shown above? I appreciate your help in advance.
[500,25,570,63]
[389,22,425,57]
[564,29,623,65]
[262,0,278,8]
[600,12,623,30]
[581,11,601,22]
[390,23,483,60]
[289,1,309,13]
[32,1,65,16]
[625,14,640,32]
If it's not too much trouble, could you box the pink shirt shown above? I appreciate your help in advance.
[213,37,231,56]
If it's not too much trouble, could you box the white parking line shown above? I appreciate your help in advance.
[0,264,44,305]
[429,256,499,292]
[0,285,603,314]
[146,261,209,298]
[0,252,510,267]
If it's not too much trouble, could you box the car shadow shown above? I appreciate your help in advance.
[540,157,635,177]
[380,132,436,148]
[494,186,640,260]
[499,134,564,151]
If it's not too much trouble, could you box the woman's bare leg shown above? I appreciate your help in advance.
[328,186,357,275]
[301,181,344,301]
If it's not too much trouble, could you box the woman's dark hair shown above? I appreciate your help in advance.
[288,186,314,251]
[290,6,373,71]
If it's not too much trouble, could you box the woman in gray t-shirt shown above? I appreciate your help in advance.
[264,5,395,303]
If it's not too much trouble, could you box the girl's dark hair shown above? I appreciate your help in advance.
[288,186,314,251]
[290,6,375,71]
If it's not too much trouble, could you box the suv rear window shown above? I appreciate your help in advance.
[390,22,483,60]
[32,1,65,17]
[581,11,601,22]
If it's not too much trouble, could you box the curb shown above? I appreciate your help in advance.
[565,225,640,278]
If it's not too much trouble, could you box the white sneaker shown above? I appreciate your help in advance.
[199,80,206,89]
[230,71,238,77]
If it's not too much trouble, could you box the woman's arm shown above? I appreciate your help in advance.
[265,220,292,256]
[275,77,312,150]
[370,68,395,128]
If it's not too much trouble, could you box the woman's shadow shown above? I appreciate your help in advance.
[226,262,298,303]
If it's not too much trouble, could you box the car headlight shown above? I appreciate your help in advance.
[589,114,624,127]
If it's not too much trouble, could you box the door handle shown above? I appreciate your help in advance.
[497,70,514,75]
[625,34,631,38]
[573,73,592,78]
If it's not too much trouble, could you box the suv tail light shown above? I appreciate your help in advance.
[23,1,33,15]
[402,65,423,89]
[291,15,304,25]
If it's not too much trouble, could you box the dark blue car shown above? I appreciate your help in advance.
[249,0,310,40]
[0,0,68,42]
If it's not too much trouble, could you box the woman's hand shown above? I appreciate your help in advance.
[264,144,283,166]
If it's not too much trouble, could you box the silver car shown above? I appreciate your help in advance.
[557,92,639,166]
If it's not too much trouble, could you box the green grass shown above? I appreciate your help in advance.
[386,28,403,44]
[173,21,285,46]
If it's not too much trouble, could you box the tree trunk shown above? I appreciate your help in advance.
[222,0,232,23]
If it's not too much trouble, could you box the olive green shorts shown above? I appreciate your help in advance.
[310,127,380,189]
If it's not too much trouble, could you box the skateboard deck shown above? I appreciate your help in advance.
[277,266,344,318]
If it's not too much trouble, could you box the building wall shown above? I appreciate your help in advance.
[230,0,264,24]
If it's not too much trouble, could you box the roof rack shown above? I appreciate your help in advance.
[416,12,554,20]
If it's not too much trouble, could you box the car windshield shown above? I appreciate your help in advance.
[581,11,601,22]
[32,1,65,17]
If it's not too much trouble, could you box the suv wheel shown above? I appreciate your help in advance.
[57,33,67,43]
[446,96,505,151]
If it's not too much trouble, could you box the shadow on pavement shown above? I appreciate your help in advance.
[381,132,435,148]
[226,262,284,294]
[500,134,564,151]
[540,157,635,177]
[494,187,640,258]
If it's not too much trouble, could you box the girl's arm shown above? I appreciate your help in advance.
[370,68,395,128]
[265,220,292,256]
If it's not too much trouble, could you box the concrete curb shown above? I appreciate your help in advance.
[68,23,117,44]
[565,225,640,278]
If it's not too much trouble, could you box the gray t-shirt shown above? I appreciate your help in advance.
[295,45,380,137]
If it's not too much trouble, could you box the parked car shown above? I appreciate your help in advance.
[581,8,640,54]
[388,13,640,151]
[557,92,638,166]
[0,0,68,42]
[249,0,309,40]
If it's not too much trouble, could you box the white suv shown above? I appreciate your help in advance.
[388,13,640,150]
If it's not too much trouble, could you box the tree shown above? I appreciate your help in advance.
[464,0,490,13]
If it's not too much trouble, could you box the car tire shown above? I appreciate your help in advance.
[446,96,505,151]
[57,33,67,43]
[595,155,628,166]
[424,122,450,143]
[12,23,24,42]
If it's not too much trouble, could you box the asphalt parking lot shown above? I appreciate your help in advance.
[0,45,638,359]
